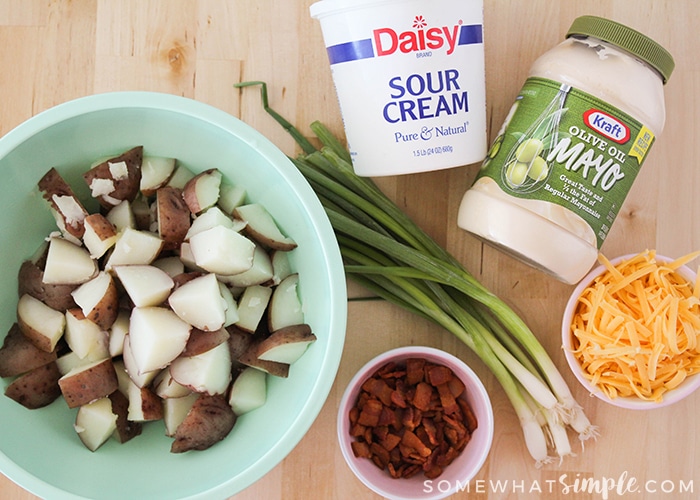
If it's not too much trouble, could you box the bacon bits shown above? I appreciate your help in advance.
[348,358,478,479]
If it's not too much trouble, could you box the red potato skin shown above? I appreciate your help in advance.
[182,328,230,358]
[85,274,120,330]
[108,390,143,443]
[18,260,78,311]
[37,167,89,239]
[182,169,219,214]
[255,324,316,360]
[58,358,119,409]
[0,323,57,378]
[226,325,255,371]
[83,146,143,208]
[137,386,165,421]
[17,310,60,354]
[238,340,290,378]
[239,225,298,252]
[157,186,191,251]
[84,213,117,240]
[170,394,236,453]
[4,362,62,409]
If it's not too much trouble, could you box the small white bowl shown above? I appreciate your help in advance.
[562,253,700,410]
[337,346,493,500]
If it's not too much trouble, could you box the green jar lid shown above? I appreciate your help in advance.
[566,15,675,84]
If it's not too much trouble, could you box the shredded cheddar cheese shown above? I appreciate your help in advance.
[570,249,700,402]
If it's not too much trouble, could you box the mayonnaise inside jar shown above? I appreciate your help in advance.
[457,16,675,284]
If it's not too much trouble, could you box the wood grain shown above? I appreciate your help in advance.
[1,1,698,499]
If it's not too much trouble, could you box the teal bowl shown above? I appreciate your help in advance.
[0,92,347,499]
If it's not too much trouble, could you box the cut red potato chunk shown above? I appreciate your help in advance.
[163,393,198,437]
[177,242,201,272]
[105,227,164,269]
[220,244,274,288]
[109,390,143,443]
[152,256,185,278]
[113,265,174,307]
[0,323,57,377]
[38,167,89,239]
[59,358,119,409]
[17,259,78,312]
[140,156,176,196]
[218,283,240,327]
[169,341,232,396]
[238,339,290,378]
[268,273,304,332]
[70,271,119,330]
[127,380,163,422]
[82,213,118,259]
[235,284,272,333]
[256,324,317,365]
[168,273,227,331]
[226,326,255,370]
[182,328,230,358]
[269,249,292,286]
[130,196,152,231]
[170,394,236,453]
[42,237,98,285]
[234,203,297,251]
[106,200,136,232]
[74,397,118,452]
[64,309,110,360]
[185,206,239,240]
[108,311,129,358]
[166,164,196,190]
[17,294,65,353]
[217,182,246,216]
[228,366,267,416]
[128,307,192,374]
[56,351,96,376]
[182,168,222,214]
[153,368,192,399]
[4,362,62,409]
[156,186,190,251]
[121,334,159,387]
[188,225,255,275]
[83,146,143,208]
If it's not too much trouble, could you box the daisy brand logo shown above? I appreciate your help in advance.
[583,109,630,144]
[373,16,471,57]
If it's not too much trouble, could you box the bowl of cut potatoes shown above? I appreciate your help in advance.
[562,250,700,409]
[0,91,347,499]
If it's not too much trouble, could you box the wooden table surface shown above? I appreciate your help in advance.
[1,1,698,499]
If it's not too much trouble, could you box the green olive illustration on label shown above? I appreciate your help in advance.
[500,83,570,193]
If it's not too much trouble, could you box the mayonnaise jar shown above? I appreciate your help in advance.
[457,16,675,284]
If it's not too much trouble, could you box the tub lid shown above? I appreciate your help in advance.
[310,0,403,18]
[566,15,675,84]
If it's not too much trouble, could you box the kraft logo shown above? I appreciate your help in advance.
[325,16,483,65]
[583,109,630,144]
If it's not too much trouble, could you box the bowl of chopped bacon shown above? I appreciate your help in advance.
[337,346,494,500]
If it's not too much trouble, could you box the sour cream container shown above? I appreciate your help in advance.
[457,16,675,284]
[310,0,487,177]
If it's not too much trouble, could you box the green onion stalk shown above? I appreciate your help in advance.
[235,81,599,466]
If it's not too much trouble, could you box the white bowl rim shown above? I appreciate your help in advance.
[562,252,700,410]
[336,346,494,500]
[0,91,348,499]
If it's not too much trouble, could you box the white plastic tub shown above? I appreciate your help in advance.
[311,0,487,176]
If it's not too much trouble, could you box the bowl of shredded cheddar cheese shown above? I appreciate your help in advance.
[562,250,700,409]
